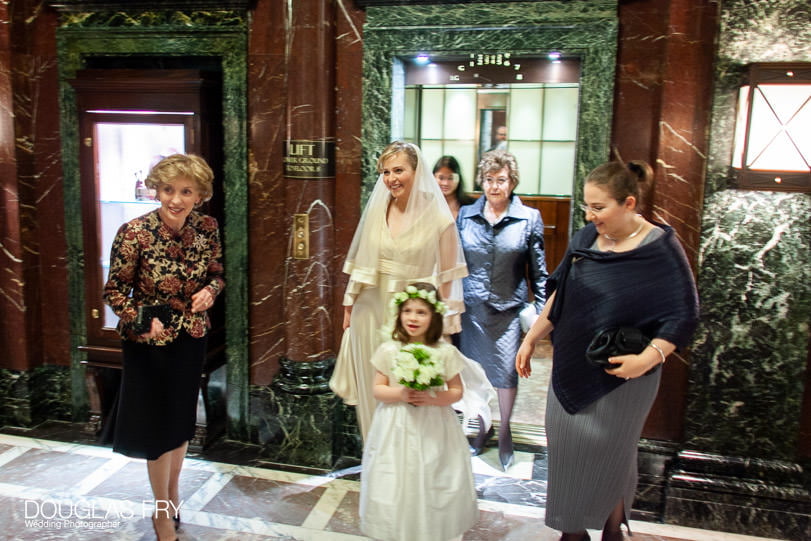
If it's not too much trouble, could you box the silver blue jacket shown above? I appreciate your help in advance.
[457,196,548,312]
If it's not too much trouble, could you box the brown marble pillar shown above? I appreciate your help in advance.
[1,1,67,371]
[248,0,346,466]
[248,0,289,385]
[247,0,287,385]
[614,0,719,440]
[332,4,365,347]
[283,0,336,363]
[615,0,717,264]
[0,1,28,371]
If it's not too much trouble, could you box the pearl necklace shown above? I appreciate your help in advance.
[604,218,645,245]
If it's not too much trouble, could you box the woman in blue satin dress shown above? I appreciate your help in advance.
[457,150,548,470]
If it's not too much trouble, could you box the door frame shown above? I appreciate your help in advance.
[360,2,618,217]
[76,109,198,351]
[55,19,250,438]
[359,2,619,441]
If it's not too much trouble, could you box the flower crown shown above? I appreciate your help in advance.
[392,285,447,315]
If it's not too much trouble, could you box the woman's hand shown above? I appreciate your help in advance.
[140,317,165,340]
[191,287,215,313]
[516,340,534,378]
[398,386,415,404]
[342,305,353,330]
[604,354,651,379]
[604,339,674,379]
[515,290,555,379]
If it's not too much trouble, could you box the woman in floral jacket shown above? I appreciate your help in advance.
[103,153,224,541]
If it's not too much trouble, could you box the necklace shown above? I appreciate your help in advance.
[485,201,507,225]
[604,218,645,243]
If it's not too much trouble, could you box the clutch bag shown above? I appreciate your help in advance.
[585,326,649,369]
[133,304,173,334]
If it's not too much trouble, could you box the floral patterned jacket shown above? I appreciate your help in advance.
[103,209,225,345]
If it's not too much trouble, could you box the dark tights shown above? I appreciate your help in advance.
[496,387,516,442]
[559,500,629,541]
[603,500,625,534]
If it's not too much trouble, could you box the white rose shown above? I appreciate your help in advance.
[416,370,433,385]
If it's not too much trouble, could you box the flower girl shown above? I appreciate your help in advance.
[360,282,477,541]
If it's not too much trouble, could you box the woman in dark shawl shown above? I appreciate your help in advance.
[515,160,699,541]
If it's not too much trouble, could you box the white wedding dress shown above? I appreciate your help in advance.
[332,142,493,442]
[360,341,478,541]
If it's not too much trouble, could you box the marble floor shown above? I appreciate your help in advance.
[0,424,787,541]
[510,343,552,428]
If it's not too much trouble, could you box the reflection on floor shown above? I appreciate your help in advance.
[0,426,786,541]
[512,349,551,428]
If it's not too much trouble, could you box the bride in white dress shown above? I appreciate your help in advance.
[331,141,493,443]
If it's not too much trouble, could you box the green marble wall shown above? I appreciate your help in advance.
[665,1,811,536]
[0,367,72,428]
[687,0,811,460]
[54,9,250,437]
[249,358,362,469]
[361,0,618,211]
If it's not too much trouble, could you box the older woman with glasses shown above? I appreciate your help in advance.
[457,150,548,469]
[516,160,699,541]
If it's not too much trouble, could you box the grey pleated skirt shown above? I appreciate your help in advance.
[544,369,662,532]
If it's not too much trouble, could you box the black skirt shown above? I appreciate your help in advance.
[111,332,207,460]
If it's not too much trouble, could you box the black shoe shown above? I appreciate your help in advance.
[152,515,179,541]
[469,425,494,456]
[173,513,180,531]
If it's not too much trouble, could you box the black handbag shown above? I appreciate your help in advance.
[585,327,650,369]
[133,304,173,334]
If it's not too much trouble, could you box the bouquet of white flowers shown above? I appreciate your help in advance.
[392,343,444,391]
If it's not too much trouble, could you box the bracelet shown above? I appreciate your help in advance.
[648,342,666,364]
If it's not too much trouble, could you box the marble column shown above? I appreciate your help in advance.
[0,0,73,426]
[609,0,720,519]
[668,1,811,538]
[331,1,366,464]
[257,0,346,469]
[282,0,336,362]
[52,5,250,434]
[0,1,27,374]
[614,0,717,442]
